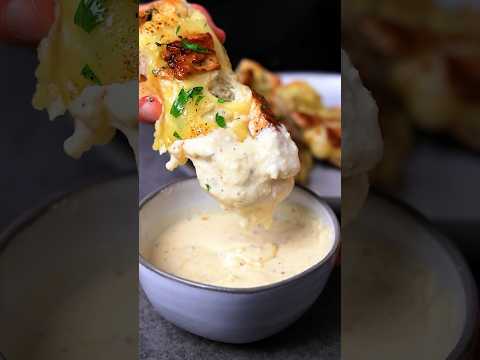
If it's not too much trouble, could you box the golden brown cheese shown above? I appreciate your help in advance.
[139,0,261,151]
[163,33,220,79]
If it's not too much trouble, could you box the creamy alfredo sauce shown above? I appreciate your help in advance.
[148,202,333,288]
[166,126,300,227]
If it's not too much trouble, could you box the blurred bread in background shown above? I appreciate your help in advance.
[343,0,480,189]
[236,59,341,184]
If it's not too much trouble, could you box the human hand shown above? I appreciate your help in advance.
[139,1,226,123]
[0,0,54,43]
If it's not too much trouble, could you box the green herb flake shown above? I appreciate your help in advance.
[176,25,181,35]
[181,39,209,53]
[206,184,211,192]
[74,0,106,33]
[189,87,203,97]
[81,64,102,85]
[173,131,182,140]
[170,87,204,118]
[215,113,226,128]
[195,95,205,105]
[217,98,226,104]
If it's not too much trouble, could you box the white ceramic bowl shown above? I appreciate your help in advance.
[139,178,340,344]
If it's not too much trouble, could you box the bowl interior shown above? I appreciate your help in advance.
[139,178,339,286]
[0,176,137,360]
[342,194,477,360]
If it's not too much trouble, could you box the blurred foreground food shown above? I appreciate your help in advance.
[343,0,480,189]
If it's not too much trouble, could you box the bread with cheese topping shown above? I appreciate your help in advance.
[139,0,280,155]
[33,0,138,158]
[140,1,301,226]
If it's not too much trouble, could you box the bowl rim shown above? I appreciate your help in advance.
[139,177,341,294]
[369,191,479,360]
[0,172,135,255]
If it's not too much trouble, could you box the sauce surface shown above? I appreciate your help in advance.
[148,202,333,288]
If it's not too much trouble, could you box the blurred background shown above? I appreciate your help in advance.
[0,45,136,232]
[343,0,480,278]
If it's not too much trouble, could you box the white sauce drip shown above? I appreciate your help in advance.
[166,126,300,227]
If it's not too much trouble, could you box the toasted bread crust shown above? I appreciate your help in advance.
[237,59,281,98]
[248,92,279,136]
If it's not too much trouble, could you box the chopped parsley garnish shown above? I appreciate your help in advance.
[74,0,106,33]
[173,131,182,140]
[181,39,209,53]
[81,64,102,85]
[217,98,226,104]
[195,95,205,105]
[189,87,203,97]
[206,184,211,192]
[170,87,204,117]
[176,25,181,35]
[215,113,226,128]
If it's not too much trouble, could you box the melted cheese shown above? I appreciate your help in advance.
[66,81,138,159]
[140,0,252,150]
[34,0,137,117]
[148,202,333,288]
[151,72,253,152]
[32,1,138,158]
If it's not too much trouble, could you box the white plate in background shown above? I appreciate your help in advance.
[281,73,341,206]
